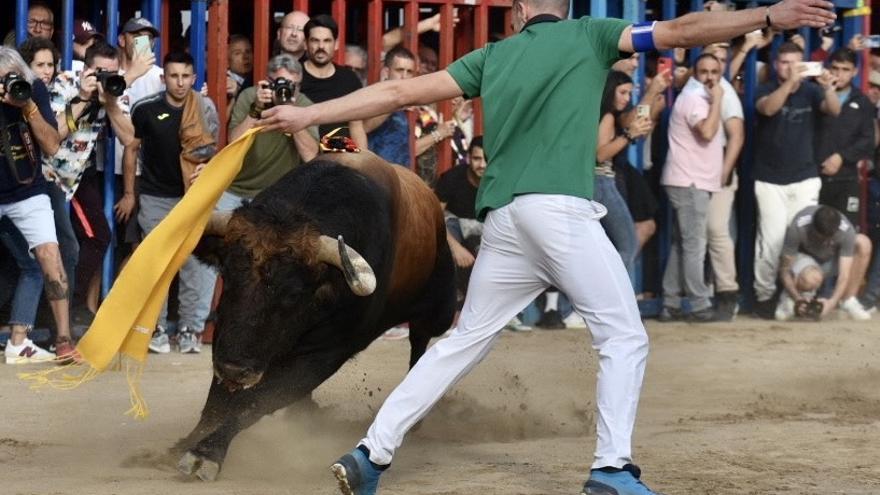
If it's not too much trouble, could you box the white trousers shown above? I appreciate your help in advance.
[753,178,821,301]
[360,194,649,470]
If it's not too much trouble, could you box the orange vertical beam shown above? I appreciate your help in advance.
[208,0,229,146]
[503,7,514,37]
[294,0,309,12]
[367,0,384,84]
[473,0,489,135]
[161,0,170,61]
[437,1,455,175]
[405,1,419,171]
[333,0,347,65]
[254,0,270,81]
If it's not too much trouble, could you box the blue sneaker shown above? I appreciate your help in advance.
[331,446,384,495]
[581,464,663,495]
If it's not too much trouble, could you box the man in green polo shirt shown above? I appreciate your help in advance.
[258,1,835,493]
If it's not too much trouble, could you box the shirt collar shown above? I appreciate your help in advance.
[522,14,562,31]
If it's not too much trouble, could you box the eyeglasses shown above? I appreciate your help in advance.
[27,19,53,30]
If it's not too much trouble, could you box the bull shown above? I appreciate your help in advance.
[174,151,457,481]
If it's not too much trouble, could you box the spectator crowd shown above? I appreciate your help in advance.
[2,0,880,363]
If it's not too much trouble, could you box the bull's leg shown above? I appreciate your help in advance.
[407,239,457,368]
[178,349,352,481]
[173,378,235,454]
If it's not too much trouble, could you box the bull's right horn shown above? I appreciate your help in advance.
[317,235,376,296]
[204,211,232,236]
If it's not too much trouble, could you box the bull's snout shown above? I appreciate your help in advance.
[214,362,264,392]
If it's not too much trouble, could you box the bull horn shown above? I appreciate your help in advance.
[204,211,233,236]
[317,235,376,296]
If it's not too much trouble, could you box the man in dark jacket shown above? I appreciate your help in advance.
[816,48,876,228]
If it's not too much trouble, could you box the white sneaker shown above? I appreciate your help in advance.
[381,326,410,341]
[562,312,587,329]
[840,296,871,321]
[775,293,795,321]
[178,328,202,354]
[148,327,171,354]
[4,338,55,364]
[504,316,532,332]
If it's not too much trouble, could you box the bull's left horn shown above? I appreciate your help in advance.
[317,235,376,296]
[204,211,232,236]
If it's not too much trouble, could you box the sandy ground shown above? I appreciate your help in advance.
[1,315,879,495]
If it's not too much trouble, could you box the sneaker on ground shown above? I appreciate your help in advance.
[149,327,171,354]
[840,296,871,321]
[775,293,795,321]
[582,464,664,495]
[535,309,566,330]
[4,338,55,364]
[331,446,383,495]
[656,306,682,323]
[504,316,533,332]
[562,312,587,329]
[380,326,409,341]
[178,327,202,354]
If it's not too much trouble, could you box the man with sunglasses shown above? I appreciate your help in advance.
[0,46,78,363]
[257,1,838,494]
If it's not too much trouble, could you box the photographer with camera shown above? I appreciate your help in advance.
[0,46,79,362]
[46,41,135,322]
[776,205,873,321]
[227,53,318,206]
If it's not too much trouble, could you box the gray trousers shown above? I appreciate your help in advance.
[137,194,216,332]
[662,185,712,312]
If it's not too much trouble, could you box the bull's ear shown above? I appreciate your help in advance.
[194,235,226,267]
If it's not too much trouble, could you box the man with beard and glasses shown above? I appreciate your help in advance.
[299,14,367,148]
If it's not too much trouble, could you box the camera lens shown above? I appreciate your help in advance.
[3,74,32,102]
[104,74,126,97]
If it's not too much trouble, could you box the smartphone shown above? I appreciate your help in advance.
[133,35,152,56]
[657,56,673,76]
[800,61,823,77]
[636,104,650,119]
[867,34,880,49]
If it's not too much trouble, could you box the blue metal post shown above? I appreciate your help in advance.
[15,0,28,46]
[61,0,74,70]
[148,0,162,64]
[190,0,208,88]
[590,0,607,18]
[102,0,121,298]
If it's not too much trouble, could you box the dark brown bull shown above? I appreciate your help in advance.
[175,151,457,481]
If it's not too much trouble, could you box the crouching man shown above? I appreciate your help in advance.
[776,205,873,320]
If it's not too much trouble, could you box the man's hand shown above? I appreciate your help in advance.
[817,297,835,317]
[114,192,136,222]
[452,97,473,123]
[707,80,724,103]
[127,48,156,83]
[626,115,653,139]
[256,104,312,134]
[79,68,97,101]
[847,33,866,51]
[450,242,475,268]
[1,92,31,108]
[768,0,836,30]
[254,80,274,110]
[816,69,838,90]
[226,75,240,98]
[786,63,807,91]
[820,153,843,175]
[647,67,672,95]
[190,163,207,185]
[820,34,835,52]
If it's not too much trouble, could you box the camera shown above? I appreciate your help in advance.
[794,298,824,321]
[1,73,32,102]
[269,77,295,105]
[94,69,127,97]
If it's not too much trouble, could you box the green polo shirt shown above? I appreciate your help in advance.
[447,16,629,220]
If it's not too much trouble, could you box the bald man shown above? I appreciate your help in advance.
[276,10,309,60]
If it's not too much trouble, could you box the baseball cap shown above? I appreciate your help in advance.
[73,19,104,44]
[870,70,880,88]
[121,17,159,37]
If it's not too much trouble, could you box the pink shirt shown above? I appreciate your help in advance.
[661,86,724,192]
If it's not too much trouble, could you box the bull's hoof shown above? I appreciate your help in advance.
[177,451,222,481]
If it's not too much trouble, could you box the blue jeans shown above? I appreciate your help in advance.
[662,185,712,312]
[593,175,637,279]
[0,219,43,327]
[47,182,79,297]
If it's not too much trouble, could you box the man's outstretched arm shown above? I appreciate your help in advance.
[257,70,463,135]
[618,0,835,52]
